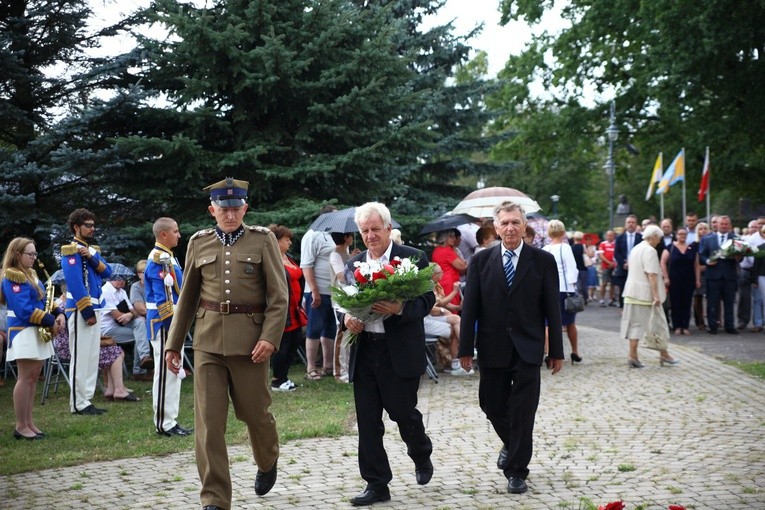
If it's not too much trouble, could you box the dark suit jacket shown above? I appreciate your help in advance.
[614,231,642,276]
[457,243,564,366]
[345,243,436,381]
[698,232,738,281]
[656,234,676,260]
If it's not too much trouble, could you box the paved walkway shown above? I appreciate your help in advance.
[3,324,765,509]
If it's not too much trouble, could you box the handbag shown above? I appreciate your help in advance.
[100,336,116,347]
[560,246,585,313]
[564,293,585,313]
[642,307,669,351]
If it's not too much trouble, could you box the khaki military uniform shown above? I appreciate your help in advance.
[167,224,288,509]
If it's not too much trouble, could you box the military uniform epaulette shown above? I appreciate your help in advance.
[190,228,215,241]
[4,267,27,284]
[60,243,78,256]
[153,251,162,263]
[245,225,271,235]
[90,245,102,254]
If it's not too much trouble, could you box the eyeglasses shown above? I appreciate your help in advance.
[22,251,38,258]
[80,222,96,229]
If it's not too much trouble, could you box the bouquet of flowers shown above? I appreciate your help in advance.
[710,238,763,262]
[331,257,435,345]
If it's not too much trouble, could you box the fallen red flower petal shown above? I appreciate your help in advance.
[668,506,686,510]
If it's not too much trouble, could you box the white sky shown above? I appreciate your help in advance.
[87,0,568,79]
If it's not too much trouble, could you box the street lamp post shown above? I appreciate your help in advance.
[550,194,560,218]
[606,100,619,230]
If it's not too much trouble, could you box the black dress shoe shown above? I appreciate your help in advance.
[350,487,391,506]
[725,328,739,335]
[158,424,194,436]
[13,429,43,441]
[73,404,107,415]
[255,459,277,496]
[507,476,528,494]
[497,445,509,469]
[708,328,718,335]
[202,506,225,510]
[415,458,433,485]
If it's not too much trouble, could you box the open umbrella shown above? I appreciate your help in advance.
[109,263,135,279]
[308,207,401,233]
[452,187,542,218]
[419,213,480,236]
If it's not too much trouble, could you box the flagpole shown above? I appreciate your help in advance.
[682,147,687,221]
[705,146,711,220]
[660,193,665,220]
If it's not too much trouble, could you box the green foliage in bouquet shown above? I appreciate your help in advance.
[331,263,435,310]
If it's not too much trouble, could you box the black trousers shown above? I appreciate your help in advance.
[479,343,541,480]
[353,335,432,490]
[272,328,301,383]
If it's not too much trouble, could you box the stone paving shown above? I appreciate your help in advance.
[3,324,765,509]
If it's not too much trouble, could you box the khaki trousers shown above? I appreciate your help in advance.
[194,350,279,509]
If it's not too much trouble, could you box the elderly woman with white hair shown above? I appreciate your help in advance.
[620,224,679,368]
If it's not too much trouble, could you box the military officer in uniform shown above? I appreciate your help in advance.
[145,217,192,437]
[61,208,112,415]
[165,178,288,510]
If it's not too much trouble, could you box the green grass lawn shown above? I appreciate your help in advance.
[726,361,765,380]
[0,365,355,476]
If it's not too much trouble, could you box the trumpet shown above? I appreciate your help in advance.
[36,259,57,342]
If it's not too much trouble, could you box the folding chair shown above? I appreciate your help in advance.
[424,336,440,383]
[41,350,70,405]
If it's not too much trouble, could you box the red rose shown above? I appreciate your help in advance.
[598,502,625,510]
[354,268,369,284]
[371,264,395,281]
[390,258,402,267]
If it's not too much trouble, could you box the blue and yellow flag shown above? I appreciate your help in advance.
[656,148,685,195]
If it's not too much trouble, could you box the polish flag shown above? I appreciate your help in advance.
[698,148,710,202]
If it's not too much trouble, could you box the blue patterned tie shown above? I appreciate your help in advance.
[504,250,516,288]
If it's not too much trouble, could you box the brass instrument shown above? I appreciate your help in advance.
[36,260,57,342]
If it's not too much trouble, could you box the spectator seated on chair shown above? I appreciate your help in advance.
[426,264,472,376]
[100,276,153,380]
[53,288,137,401]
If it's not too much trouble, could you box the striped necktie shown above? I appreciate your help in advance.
[504,250,516,288]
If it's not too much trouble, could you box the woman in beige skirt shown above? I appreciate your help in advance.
[620,225,679,368]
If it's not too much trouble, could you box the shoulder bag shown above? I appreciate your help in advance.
[560,245,585,313]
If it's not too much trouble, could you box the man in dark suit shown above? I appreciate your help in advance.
[698,214,739,334]
[458,201,564,496]
[342,202,436,506]
[613,214,642,308]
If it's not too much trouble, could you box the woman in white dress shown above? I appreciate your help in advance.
[0,238,66,440]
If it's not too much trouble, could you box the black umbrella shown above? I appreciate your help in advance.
[419,213,480,236]
[309,207,401,233]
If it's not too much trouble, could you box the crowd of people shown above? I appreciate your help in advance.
[2,181,764,508]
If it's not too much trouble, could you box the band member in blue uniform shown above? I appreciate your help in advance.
[1,237,66,439]
[61,208,112,415]
[145,217,192,437]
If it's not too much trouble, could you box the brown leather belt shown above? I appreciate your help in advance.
[199,300,264,315]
